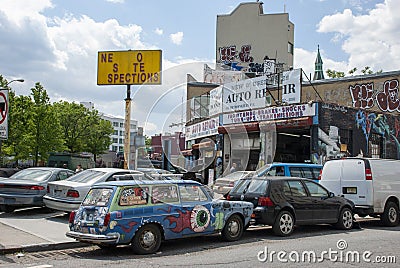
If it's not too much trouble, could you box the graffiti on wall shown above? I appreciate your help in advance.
[218,44,266,73]
[349,79,400,112]
[355,110,400,158]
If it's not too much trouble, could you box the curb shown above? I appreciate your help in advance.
[0,241,88,255]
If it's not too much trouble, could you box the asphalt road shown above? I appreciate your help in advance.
[0,215,399,268]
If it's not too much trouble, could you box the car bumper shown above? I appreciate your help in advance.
[66,231,120,244]
[251,207,276,225]
[43,196,82,212]
[0,194,44,206]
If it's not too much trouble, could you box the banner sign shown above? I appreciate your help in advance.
[185,117,219,140]
[0,89,9,139]
[281,68,301,104]
[223,103,316,125]
[209,86,223,116]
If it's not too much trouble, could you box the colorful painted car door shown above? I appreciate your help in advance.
[175,184,214,236]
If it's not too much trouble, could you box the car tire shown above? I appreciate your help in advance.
[272,210,295,236]
[381,201,399,227]
[335,207,353,230]
[0,205,15,213]
[221,214,244,241]
[131,224,162,254]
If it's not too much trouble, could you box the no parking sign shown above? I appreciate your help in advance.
[0,89,8,139]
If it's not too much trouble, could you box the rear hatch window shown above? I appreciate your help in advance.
[230,179,269,205]
[82,188,114,207]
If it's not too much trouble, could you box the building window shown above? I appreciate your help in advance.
[119,130,124,136]
[119,138,123,144]
[288,42,293,55]
[190,93,209,121]
[119,146,124,152]
[113,122,119,127]
[112,138,118,143]
[112,146,118,152]
[113,130,118,135]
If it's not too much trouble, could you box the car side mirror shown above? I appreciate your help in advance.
[329,192,335,198]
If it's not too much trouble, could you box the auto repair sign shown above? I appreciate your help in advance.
[0,89,8,139]
[97,50,162,85]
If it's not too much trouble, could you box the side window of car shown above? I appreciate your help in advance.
[282,181,292,196]
[287,180,307,196]
[119,186,149,206]
[179,185,208,202]
[304,181,329,198]
[301,168,314,180]
[151,185,179,204]
[289,167,302,178]
[56,171,67,181]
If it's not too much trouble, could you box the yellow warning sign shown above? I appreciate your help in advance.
[97,50,162,85]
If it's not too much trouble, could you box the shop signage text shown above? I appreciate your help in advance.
[223,103,316,125]
[185,117,219,140]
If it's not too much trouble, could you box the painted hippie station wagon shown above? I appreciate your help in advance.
[66,180,253,254]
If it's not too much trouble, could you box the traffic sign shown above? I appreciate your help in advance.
[97,50,162,85]
[0,89,9,139]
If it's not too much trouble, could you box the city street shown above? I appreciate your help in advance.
[0,208,398,268]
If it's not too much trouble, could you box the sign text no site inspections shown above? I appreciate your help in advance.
[97,50,162,85]
[97,49,162,170]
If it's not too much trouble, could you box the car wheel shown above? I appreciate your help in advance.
[131,224,162,254]
[335,207,353,230]
[221,214,244,241]
[273,210,295,236]
[0,205,15,213]
[381,201,399,227]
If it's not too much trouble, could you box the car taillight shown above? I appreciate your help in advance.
[103,213,111,227]
[226,194,231,200]
[365,168,373,180]
[228,181,235,187]
[317,170,322,180]
[67,190,80,198]
[69,211,76,223]
[258,196,274,207]
[22,185,45,190]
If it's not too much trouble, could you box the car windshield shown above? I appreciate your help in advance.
[221,171,252,179]
[10,169,52,182]
[82,188,114,207]
[255,164,272,176]
[66,170,106,184]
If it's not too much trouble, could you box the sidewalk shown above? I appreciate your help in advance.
[0,208,86,255]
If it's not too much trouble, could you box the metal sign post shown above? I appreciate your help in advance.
[124,85,131,169]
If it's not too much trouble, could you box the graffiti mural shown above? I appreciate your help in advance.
[218,44,267,73]
[349,78,400,112]
[355,111,400,158]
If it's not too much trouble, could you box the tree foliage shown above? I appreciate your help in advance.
[326,66,383,78]
[1,75,113,167]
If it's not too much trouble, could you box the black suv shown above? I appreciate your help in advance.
[227,176,354,236]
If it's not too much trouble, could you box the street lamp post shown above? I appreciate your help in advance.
[0,78,24,167]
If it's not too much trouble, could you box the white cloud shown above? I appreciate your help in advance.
[316,0,400,73]
[169,31,183,45]
[105,0,125,3]
[154,27,163,35]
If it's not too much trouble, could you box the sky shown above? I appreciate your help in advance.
[1,0,399,136]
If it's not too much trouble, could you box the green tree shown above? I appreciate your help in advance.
[326,69,345,78]
[53,101,98,153]
[84,115,113,163]
[30,83,65,166]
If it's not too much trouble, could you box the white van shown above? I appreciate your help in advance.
[319,157,400,226]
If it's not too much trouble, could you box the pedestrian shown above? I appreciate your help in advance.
[75,164,83,172]
[230,162,237,173]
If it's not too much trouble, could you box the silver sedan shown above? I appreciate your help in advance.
[43,168,145,212]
